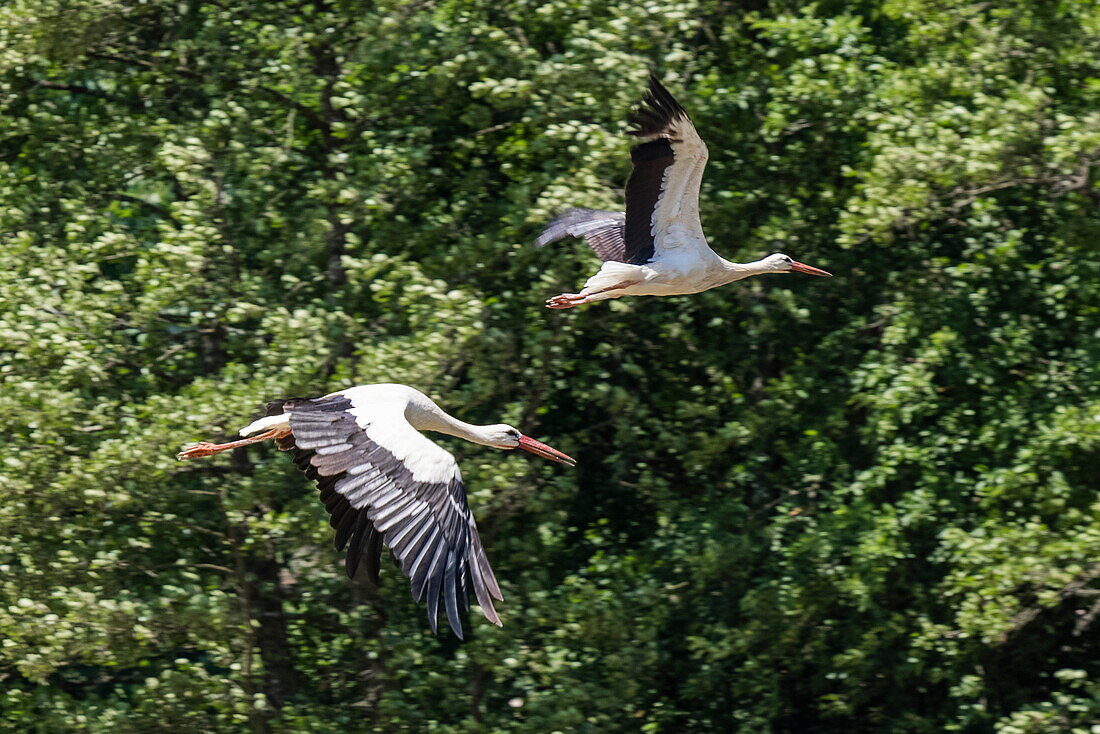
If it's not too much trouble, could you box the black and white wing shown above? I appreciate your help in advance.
[269,394,502,638]
[623,75,712,265]
[535,208,627,262]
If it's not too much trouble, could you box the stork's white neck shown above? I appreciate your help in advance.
[717,257,773,285]
[405,399,501,447]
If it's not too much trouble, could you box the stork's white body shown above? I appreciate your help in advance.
[241,384,489,485]
[580,250,762,302]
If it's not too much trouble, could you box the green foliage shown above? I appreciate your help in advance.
[0,0,1097,731]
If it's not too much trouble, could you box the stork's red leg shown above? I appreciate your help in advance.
[546,279,638,309]
[546,292,583,309]
[546,295,584,309]
[177,428,289,460]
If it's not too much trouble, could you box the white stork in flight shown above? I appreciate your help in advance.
[539,75,831,309]
[177,383,575,638]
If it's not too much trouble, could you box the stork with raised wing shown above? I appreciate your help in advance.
[538,75,832,309]
[177,383,575,638]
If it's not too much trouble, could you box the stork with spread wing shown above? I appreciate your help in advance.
[538,75,831,309]
[178,383,574,638]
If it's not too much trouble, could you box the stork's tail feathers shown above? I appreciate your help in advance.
[580,260,645,295]
[239,413,291,437]
[236,396,316,436]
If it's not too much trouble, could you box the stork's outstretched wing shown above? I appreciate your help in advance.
[537,77,712,268]
[624,75,711,264]
[535,208,627,262]
[268,395,502,638]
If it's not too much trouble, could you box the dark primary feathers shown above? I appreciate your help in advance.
[627,73,690,140]
[267,396,502,639]
[538,75,696,267]
[623,137,673,266]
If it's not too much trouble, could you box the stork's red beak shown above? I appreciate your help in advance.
[790,260,832,277]
[517,435,576,467]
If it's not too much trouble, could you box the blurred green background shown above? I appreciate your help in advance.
[1,1,1098,731]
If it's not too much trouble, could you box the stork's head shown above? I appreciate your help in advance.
[762,253,832,277]
[484,425,576,466]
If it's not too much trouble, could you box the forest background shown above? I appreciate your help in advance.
[0,0,1097,732]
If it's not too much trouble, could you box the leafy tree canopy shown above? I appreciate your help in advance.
[0,0,1097,731]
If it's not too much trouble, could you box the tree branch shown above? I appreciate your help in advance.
[110,193,181,227]
[1000,562,1100,644]
[32,81,118,101]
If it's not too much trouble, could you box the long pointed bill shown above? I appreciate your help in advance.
[790,261,832,277]
[516,435,576,467]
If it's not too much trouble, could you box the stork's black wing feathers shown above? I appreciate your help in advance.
[619,75,697,265]
[623,139,674,265]
[268,395,501,639]
[270,398,381,576]
[627,73,690,139]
